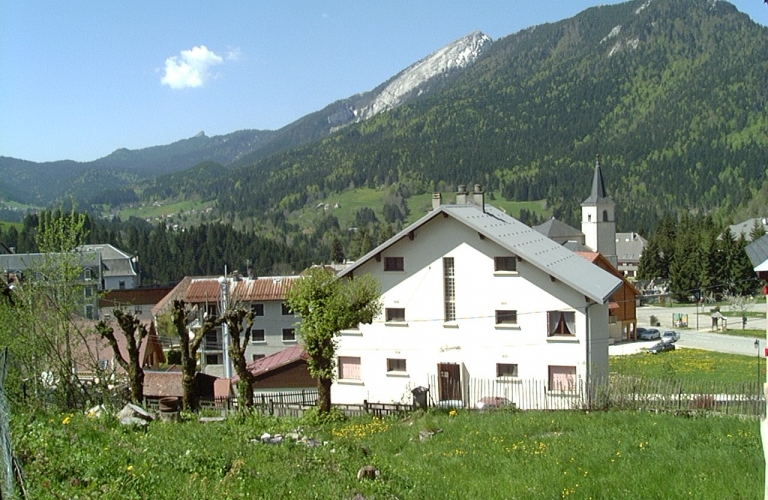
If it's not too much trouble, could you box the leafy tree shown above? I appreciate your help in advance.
[286,268,381,413]
[96,309,148,404]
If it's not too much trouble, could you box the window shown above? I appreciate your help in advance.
[338,356,361,380]
[84,286,93,298]
[119,280,126,290]
[385,308,405,322]
[494,256,517,272]
[495,310,517,325]
[547,311,576,336]
[549,365,577,392]
[384,257,404,271]
[602,210,609,222]
[443,257,455,322]
[282,328,296,342]
[251,329,266,342]
[98,359,109,371]
[83,268,92,280]
[386,358,407,373]
[134,305,142,315]
[206,354,222,365]
[281,302,292,315]
[207,304,218,319]
[252,354,265,362]
[251,303,264,316]
[85,304,94,319]
[205,331,221,349]
[496,363,518,378]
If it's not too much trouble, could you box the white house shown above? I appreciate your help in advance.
[332,185,622,408]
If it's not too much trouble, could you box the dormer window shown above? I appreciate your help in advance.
[83,268,92,280]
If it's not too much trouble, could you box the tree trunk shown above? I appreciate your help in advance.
[317,376,332,413]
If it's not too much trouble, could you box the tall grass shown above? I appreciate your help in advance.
[14,408,761,499]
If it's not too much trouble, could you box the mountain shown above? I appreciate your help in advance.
[152,0,766,233]
[0,31,492,207]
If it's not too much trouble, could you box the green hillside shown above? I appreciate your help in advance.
[141,0,766,234]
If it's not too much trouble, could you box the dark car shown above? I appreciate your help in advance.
[648,341,676,354]
[639,328,661,340]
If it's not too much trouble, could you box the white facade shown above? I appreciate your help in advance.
[333,199,619,408]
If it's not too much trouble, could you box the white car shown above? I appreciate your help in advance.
[661,330,680,343]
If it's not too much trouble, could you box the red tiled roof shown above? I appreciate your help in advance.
[184,276,299,303]
[245,344,308,377]
[99,286,174,309]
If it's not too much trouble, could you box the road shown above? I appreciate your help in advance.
[609,304,768,357]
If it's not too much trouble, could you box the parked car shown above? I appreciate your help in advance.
[639,328,661,340]
[648,342,676,354]
[661,330,680,343]
[636,327,647,338]
[475,396,515,410]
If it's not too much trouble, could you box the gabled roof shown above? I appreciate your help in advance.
[533,218,584,241]
[341,203,622,305]
[100,286,175,309]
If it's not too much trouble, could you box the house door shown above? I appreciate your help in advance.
[437,363,461,402]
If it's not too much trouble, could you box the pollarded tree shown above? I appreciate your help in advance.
[170,299,216,411]
[95,309,148,404]
[286,267,381,413]
[218,307,258,408]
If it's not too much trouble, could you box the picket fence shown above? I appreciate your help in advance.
[143,377,766,419]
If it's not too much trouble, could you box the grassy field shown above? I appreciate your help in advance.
[14,406,761,499]
[610,347,765,384]
[11,348,766,498]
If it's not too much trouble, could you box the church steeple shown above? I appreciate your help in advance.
[583,154,608,204]
[581,155,617,266]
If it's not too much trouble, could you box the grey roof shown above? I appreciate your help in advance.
[727,218,768,242]
[582,156,614,206]
[746,234,768,272]
[533,218,584,241]
[615,232,647,262]
[78,244,132,261]
[341,203,622,305]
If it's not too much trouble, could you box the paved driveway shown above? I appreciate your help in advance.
[610,304,768,357]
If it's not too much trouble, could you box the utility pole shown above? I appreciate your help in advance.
[218,275,232,380]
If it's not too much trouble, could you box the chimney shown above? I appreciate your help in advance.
[472,184,485,210]
[456,184,468,204]
[431,192,442,210]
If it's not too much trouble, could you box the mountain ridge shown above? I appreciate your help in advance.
[0,31,492,206]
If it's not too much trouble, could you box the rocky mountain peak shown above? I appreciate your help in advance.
[354,31,493,121]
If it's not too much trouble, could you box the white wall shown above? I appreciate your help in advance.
[333,215,609,406]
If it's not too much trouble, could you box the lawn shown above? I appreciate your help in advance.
[14,407,761,499]
[610,347,764,384]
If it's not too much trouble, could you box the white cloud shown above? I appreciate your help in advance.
[161,45,224,89]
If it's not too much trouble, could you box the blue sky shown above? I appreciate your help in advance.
[1,1,765,163]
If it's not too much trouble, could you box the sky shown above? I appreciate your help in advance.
[1,1,766,163]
